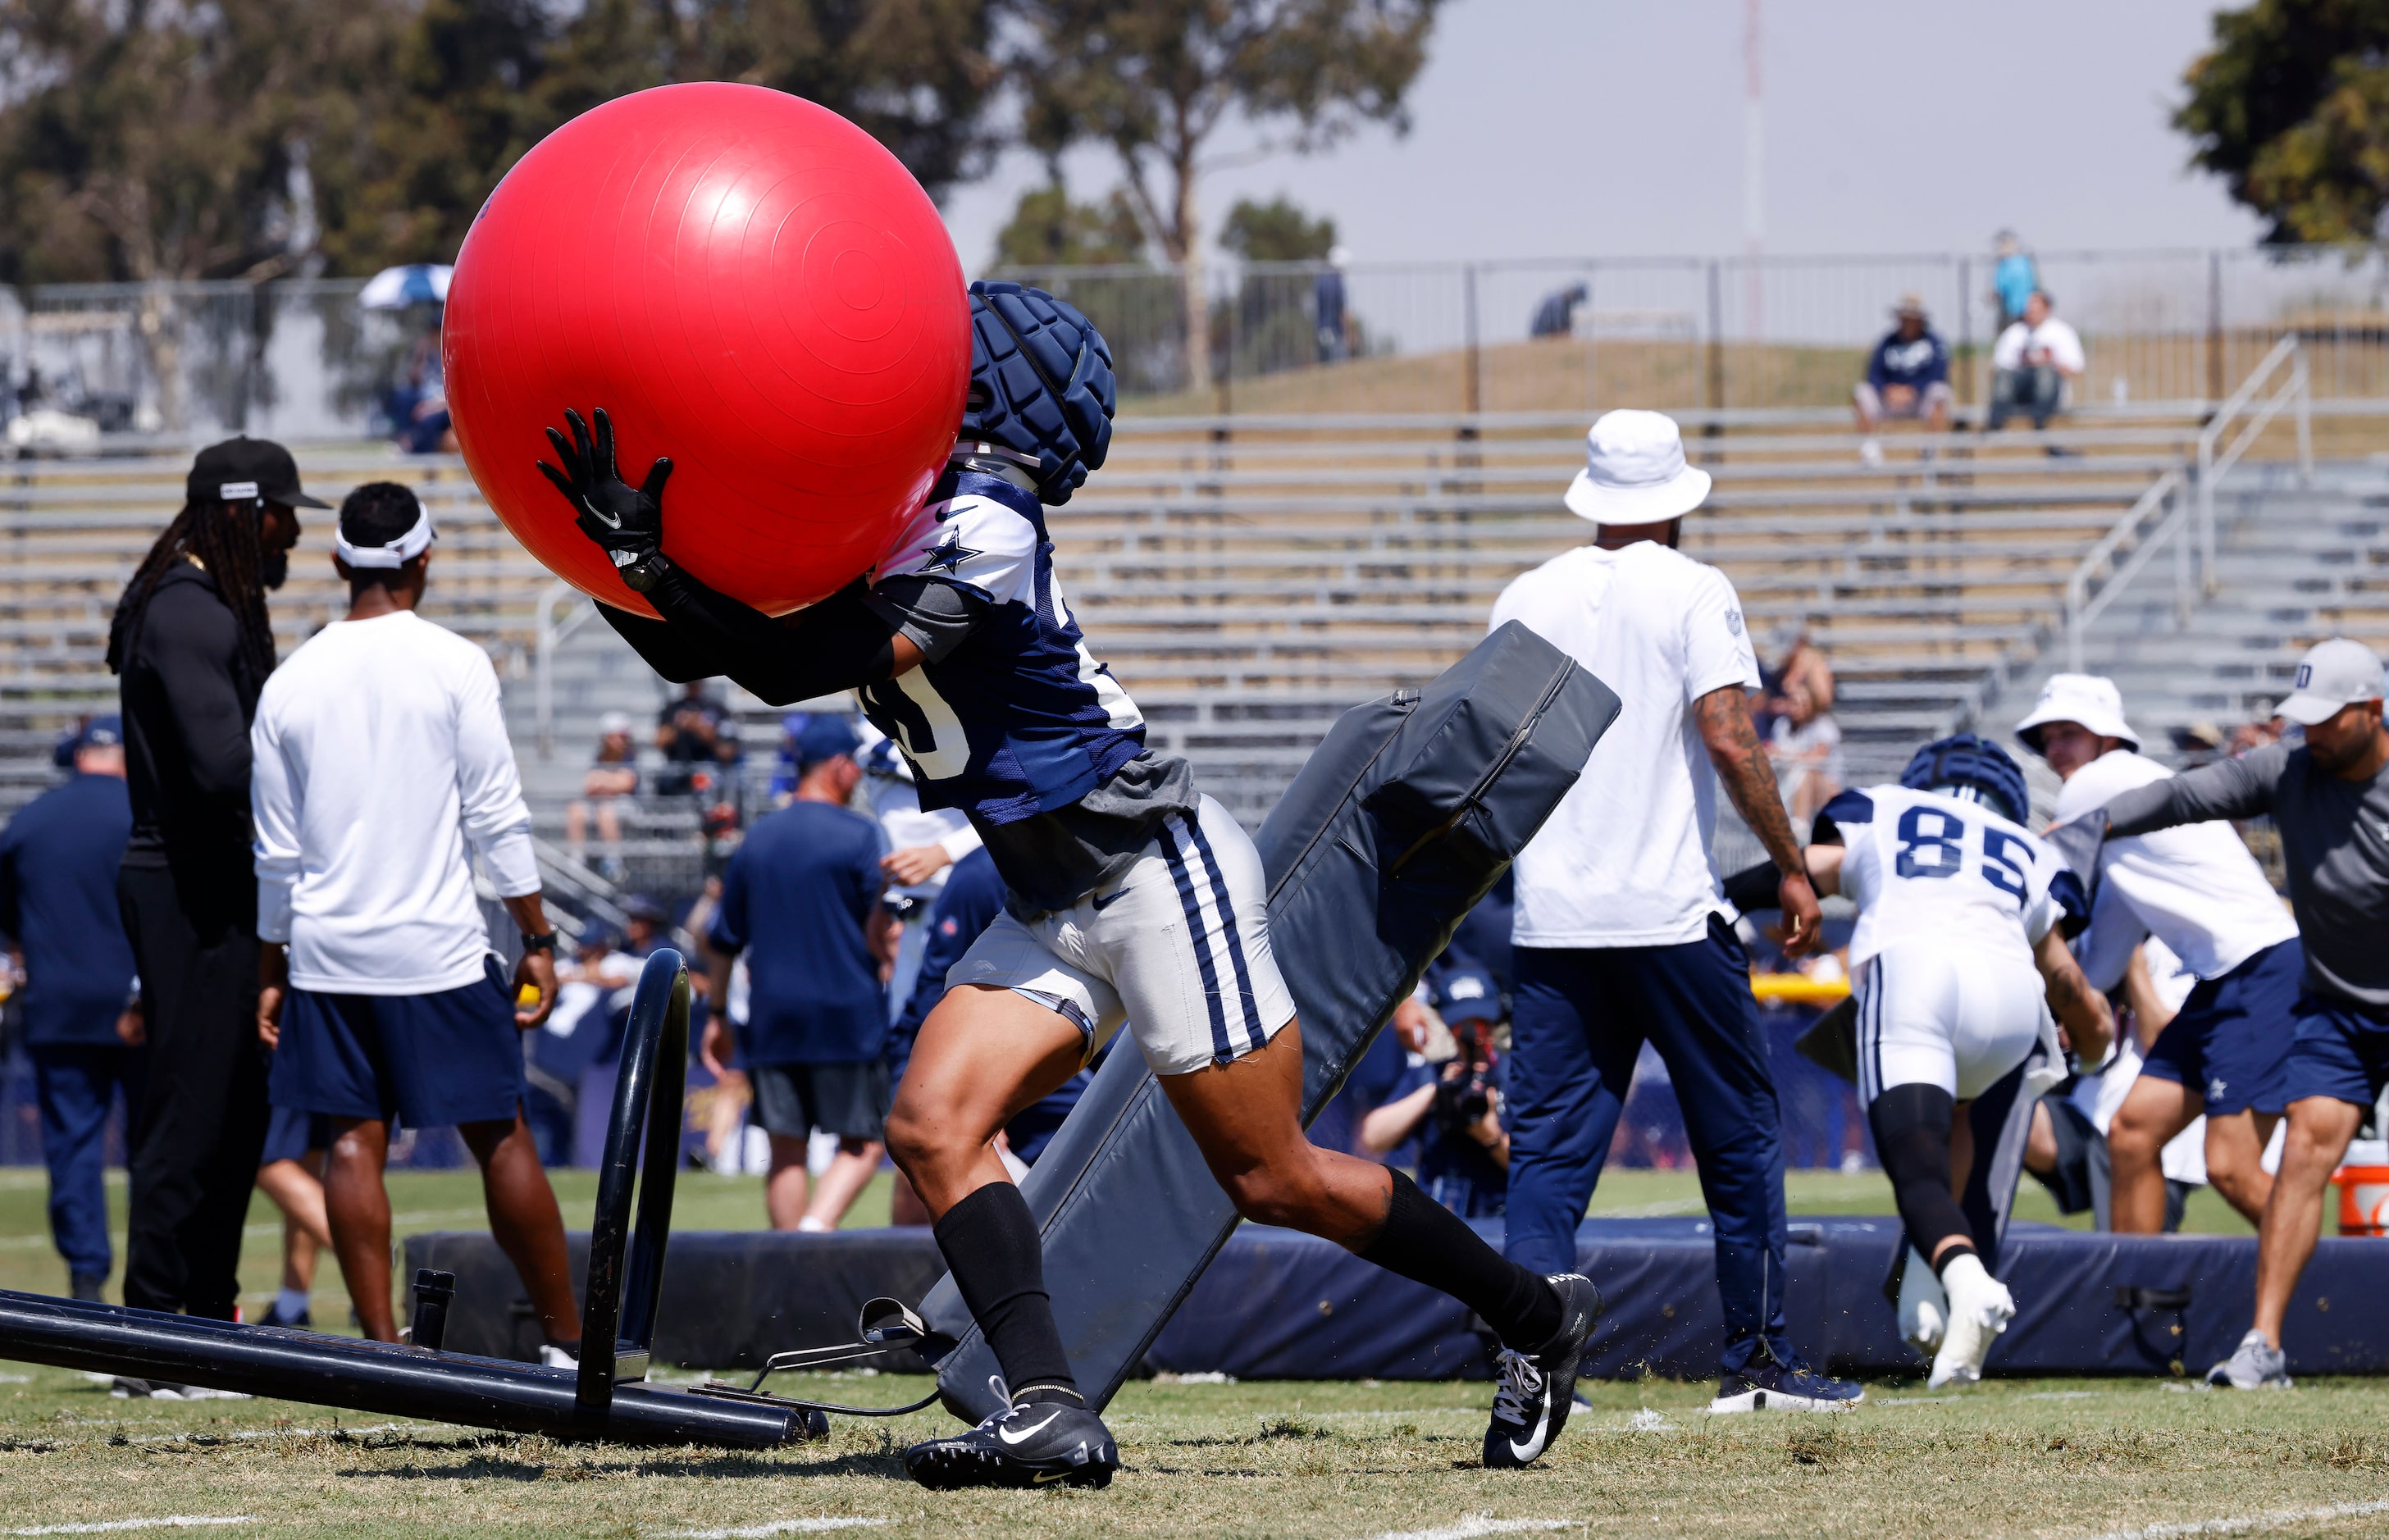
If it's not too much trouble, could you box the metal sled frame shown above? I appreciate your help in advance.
[0,950,924,1447]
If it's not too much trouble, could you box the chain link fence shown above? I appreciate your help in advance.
[3,247,2387,442]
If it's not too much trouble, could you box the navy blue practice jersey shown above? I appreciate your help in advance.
[857,471,1149,826]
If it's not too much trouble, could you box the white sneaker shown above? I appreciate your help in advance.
[1928,1253,2015,1390]
[2206,1329,2292,1390]
[1859,438,1885,467]
[1894,1246,1948,1357]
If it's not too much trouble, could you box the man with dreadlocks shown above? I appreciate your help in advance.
[107,439,318,1333]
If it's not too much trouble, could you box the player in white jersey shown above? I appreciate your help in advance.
[2013,674,2303,1232]
[1795,736,2112,1387]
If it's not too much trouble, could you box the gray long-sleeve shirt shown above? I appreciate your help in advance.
[2102,741,2389,1013]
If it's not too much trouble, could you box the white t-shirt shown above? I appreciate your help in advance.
[2072,934,2206,1185]
[1824,783,2079,972]
[548,950,638,1039]
[1992,317,2085,373]
[857,727,982,903]
[2058,749,2297,990]
[1492,541,1760,947]
[252,610,541,994]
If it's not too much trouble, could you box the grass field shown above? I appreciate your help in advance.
[7,1166,2362,1540]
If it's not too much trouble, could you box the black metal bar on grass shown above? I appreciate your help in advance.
[0,949,824,1448]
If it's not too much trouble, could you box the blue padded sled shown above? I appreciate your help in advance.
[921,621,1621,1418]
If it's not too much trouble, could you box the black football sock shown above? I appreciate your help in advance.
[932,1181,1081,1406]
[1358,1169,1564,1350]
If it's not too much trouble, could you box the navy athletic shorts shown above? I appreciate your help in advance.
[2282,993,2389,1110]
[258,1100,329,1165]
[750,1060,891,1142]
[272,976,527,1129]
[2137,937,2304,1116]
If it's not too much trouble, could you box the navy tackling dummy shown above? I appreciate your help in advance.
[1736,736,2110,1386]
[536,283,1599,1489]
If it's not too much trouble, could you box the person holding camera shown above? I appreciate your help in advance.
[1359,964,1511,1217]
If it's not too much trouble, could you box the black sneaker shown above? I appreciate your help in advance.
[904,1383,1119,1491]
[1483,1273,1602,1469]
[1708,1355,1864,1413]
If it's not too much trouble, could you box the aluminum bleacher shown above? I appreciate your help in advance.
[0,400,2327,899]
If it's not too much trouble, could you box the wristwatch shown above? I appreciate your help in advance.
[617,548,672,594]
[520,932,558,955]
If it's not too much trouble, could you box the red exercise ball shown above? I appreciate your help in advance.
[444,83,971,617]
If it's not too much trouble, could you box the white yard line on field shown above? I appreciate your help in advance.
[1356,1519,1580,1540]
[651,1520,888,1539]
[2077,1498,2389,1540]
[3,1519,258,1536]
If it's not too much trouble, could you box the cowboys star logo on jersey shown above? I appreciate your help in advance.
[918,533,980,576]
[857,471,1148,826]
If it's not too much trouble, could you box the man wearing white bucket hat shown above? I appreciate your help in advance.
[2064,639,2389,1390]
[1487,411,1859,1436]
[2015,674,2303,1234]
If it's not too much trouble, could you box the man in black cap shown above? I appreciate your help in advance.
[0,716,143,1301]
[106,437,321,1327]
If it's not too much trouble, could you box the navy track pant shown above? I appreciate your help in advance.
[1504,917,1794,1376]
[31,1044,148,1285]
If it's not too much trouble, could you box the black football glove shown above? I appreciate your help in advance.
[537,408,674,592]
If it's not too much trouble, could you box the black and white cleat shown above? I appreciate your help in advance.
[1483,1273,1603,1469]
[904,1380,1120,1491]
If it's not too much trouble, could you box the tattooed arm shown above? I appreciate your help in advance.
[2036,923,2115,1066]
[1694,683,1822,955]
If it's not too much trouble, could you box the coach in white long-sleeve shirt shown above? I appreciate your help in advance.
[2015,674,2302,1232]
[252,482,581,1357]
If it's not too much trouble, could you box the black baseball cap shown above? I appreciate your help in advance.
[185,437,330,509]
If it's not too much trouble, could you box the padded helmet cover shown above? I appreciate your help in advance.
[1899,732,2030,826]
[961,280,1117,505]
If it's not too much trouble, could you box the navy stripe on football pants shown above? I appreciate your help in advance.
[1155,815,1240,1063]
[1503,916,1797,1377]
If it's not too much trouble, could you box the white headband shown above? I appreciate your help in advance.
[335,497,435,569]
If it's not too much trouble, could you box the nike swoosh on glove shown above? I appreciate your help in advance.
[538,407,673,588]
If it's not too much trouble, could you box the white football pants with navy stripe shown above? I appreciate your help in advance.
[946,794,1297,1077]
[1854,942,2049,1105]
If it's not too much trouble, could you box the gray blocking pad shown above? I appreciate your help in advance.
[920,621,1623,1419]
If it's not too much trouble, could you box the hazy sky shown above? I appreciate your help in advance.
[939,0,2265,272]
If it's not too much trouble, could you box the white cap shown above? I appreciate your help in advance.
[599,710,633,736]
[1564,411,1711,526]
[2014,673,2141,755]
[2277,637,2386,727]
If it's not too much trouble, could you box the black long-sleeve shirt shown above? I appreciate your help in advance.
[117,563,264,870]
[2103,740,2389,1012]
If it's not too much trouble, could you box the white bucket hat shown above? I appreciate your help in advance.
[2015,672,2141,755]
[1562,410,1712,526]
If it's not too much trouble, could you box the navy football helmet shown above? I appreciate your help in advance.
[960,280,1116,506]
[1900,733,2030,826]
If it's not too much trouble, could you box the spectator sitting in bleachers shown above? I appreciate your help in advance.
[654,680,734,798]
[2231,702,2286,758]
[1767,681,1844,825]
[1989,290,2084,437]
[1852,294,1952,466]
[1358,963,1511,1218]
[527,926,637,1165]
[1754,630,1835,740]
[565,712,639,880]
